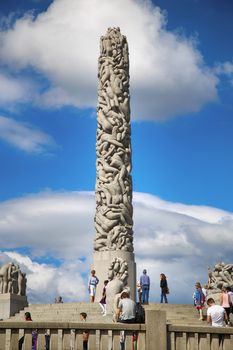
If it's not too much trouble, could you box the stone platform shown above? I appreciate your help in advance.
[0,293,28,320]
[5,302,209,326]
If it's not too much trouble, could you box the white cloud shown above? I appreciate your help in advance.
[0,190,233,304]
[0,72,34,105]
[0,115,57,154]
[0,251,87,303]
[0,0,218,120]
[215,61,233,85]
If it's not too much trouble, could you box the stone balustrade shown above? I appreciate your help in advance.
[1,309,233,349]
[168,324,233,350]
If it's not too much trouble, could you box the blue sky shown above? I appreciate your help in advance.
[0,0,233,305]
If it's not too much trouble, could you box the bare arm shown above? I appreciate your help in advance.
[207,314,212,324]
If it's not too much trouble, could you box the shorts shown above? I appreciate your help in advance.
[89,285,96,297]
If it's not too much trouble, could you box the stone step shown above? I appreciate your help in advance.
[7,302,206,325]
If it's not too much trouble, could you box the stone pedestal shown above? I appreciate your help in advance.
[0,293,28,320]
[93,250,136,302]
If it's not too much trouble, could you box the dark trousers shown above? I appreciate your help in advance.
[160,291,168,303]
[18,336,24,350]
[142,285,149,304]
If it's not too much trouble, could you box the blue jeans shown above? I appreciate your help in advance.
[142,285,149,304]
[160,291,168,303]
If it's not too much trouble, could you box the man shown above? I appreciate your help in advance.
[207,298,227,327]
[140,269,150,304]
[88,269,99,302]
[117,291,136,323]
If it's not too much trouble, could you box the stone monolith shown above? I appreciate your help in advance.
[93,27,136,305]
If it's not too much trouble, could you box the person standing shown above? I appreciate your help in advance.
[99,280,108,316]
[88,269,99,303]
[193,282,205,320]
[136,281,142,303]
[220,287,231,324]
[207,298,227,327]
[160,273,168,304]
[226,286,233,315]
[140,269,150,304]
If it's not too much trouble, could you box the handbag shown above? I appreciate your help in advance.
[166,287,170,294]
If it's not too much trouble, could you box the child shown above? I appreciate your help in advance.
[80,312,89,350]
[88,269,99,302]
[194,282,205,320]
[99,280,109,316]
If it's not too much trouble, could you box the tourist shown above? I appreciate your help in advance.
[18,312,38,350]
[57,296,63,303]
[160,273,169,304]
[136,280,142,303]
[202,284,208,300]
[226,286,233,315]
[54,296,63,303]
[193,282,205,320]
[207,298,227,327]
[117,291,136,323]
[140,269,150,304]
[220,287,231,324]
[80,312,89,350]
[99,280,109,316]
[45,329,50,350]
[88,269,99,303]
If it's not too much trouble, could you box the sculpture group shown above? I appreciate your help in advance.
[0,262,27,296]
[208,262,233,293]
[94,27,133,254]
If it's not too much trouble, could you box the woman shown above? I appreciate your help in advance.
[99,279,109,316]
[18,312,38,350]
[194,282,205,320]
[220,287,231,324]
[160,273,168,303]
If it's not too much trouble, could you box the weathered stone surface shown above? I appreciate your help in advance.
[208,262,233,293]
[93,28,136,302]
[94,27,133,254]
[0,293,28,320]
[0,262,27,296]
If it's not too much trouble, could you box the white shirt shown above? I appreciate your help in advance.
[207,304,226,327]
[118,298,136,320]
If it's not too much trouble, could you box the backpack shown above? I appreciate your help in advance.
[135,302,145,323]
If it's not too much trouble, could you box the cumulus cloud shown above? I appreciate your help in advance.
[0,72,35,105]
[0,115,57,154]
[0,251,87,303]
[1,190,233,304]
[0,0,218,120]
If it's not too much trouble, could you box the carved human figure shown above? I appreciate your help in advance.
[18,271,27,296]
[0,263,14,293]
[207,262,233,292]
[95,27,133,252]
[0,262,27,295]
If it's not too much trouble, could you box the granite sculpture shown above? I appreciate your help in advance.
[94,27,133,254]
[93,27,136,302]
[208,262,233,293]
[0,262,27,296]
